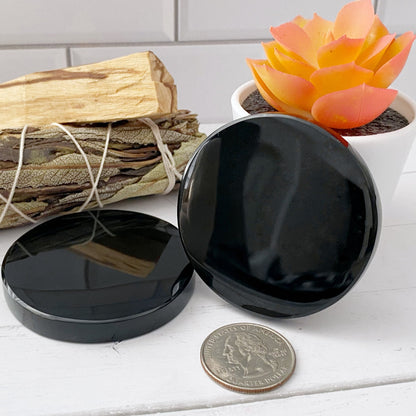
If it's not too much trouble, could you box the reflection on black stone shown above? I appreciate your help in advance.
[179,114,379,317]
[3,210,193,321]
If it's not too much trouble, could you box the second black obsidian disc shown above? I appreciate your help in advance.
[178,114,379,318]
[2,210,194,342]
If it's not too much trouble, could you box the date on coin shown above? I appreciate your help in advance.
[200,323,296,393]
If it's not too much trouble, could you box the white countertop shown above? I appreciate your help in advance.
[0,124,415,416]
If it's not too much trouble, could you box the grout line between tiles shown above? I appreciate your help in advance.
[65,47,72,67]
[374,0,380,14]
[0,32,409,51]
[174,0,179,42]
[0,38,269,51]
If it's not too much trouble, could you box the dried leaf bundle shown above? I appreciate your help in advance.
[0,111,205,228]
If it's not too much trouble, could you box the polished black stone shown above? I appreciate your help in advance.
[2,210,193,342]
[178,114,379,318]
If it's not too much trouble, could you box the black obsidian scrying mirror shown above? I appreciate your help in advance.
[2,210,194,342]
[178,114,379,318]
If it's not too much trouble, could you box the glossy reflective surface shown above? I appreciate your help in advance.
[2,210,193,342]
[179,114,379,317]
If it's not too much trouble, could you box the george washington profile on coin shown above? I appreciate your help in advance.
[201,323,296,393]
[222,331,277,378]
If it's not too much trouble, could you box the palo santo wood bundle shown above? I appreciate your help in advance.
[0,52,177,128]
[0,52,205,228]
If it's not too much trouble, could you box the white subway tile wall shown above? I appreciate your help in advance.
[178,0,355,41]
[377,0,416,34]
[0,0,414,123]
[0,0,175,44]
[0,49,66,82]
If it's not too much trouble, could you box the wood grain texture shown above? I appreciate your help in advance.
[0,251,415,416]
[141,382,416,416]
[0,51,177,128]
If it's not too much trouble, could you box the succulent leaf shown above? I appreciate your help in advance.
[247,0,415,128]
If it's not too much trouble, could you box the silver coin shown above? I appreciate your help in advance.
[200,323,296,393]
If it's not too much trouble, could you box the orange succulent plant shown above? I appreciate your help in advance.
[247,0,415,129]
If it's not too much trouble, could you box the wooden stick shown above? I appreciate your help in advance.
[0,52,177,129]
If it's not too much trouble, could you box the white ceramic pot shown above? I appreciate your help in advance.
[231,80,416,212]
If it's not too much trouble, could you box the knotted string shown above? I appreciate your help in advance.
[139,117,182,194]
[0,119,180,225]
[51,122,110,210]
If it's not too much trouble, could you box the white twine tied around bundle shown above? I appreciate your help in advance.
[0,117,181,225]
[139,117,183,194]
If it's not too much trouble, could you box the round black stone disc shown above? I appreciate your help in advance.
[178,114,379,318]
[2,210,194,342]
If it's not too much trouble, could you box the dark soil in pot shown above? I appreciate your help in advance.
[242,89,409,136]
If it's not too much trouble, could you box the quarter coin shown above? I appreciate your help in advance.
[200,323,296,393]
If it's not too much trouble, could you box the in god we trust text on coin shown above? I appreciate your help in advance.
[200,323,296,393]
